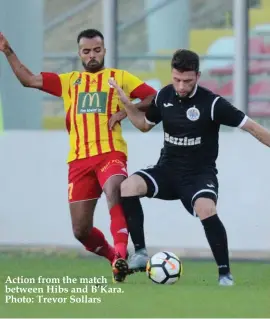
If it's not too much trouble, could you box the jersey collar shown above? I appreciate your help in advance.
[189,84,198,98]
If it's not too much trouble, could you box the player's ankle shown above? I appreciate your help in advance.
[121,196,146,253]
[135,247,147,253]
[218,266,231,276]
[114,242,127,259]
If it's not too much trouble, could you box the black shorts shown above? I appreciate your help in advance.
[135,165,218,216]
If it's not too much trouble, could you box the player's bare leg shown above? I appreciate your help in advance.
[194,198,234,286]
[69,199,115,263]
[103,175,129,282]
[120,174,149,273]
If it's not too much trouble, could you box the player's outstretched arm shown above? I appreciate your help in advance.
[0,33,42,88]
[108,90,155,130]
[212,96,270,147]
[109,78,154,132]
[241,118,270,147]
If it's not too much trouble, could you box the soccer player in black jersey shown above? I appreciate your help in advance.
[109,49,270,285]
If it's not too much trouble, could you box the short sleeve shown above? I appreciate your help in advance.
[122,71,156,100]
[41,72,73,98]
[211,96,248,127]
[144,94,162,126]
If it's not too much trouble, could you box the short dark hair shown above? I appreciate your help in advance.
[77,29,104,44]
[171,49,200,73]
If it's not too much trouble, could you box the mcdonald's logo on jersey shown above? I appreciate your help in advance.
[77,92,108,114]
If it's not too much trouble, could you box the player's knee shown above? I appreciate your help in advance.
[73,226,91,242]
[103,175,125,207]
[104,187,120,208]
[120,175,147,197]
[194,198,216,220]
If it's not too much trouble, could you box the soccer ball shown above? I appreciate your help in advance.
[146,251,183,284]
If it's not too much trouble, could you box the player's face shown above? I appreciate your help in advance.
[78,36,106,72]
[172,68,200,97]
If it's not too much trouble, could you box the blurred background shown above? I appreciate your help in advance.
[0,0,270,130]
[0,0,269,260]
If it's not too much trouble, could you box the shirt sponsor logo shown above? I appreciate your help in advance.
[164,132,201,146]
[100,159,125,173]
[77,92,107,114]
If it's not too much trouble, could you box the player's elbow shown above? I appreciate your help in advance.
[21,81,31,87]
[18,76,32,87]
[140,123,153,133]
[20,78,33,88]
[22,75,41,89]
[140,126,148,133]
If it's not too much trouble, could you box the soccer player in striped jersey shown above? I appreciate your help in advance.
[0,29,156,282]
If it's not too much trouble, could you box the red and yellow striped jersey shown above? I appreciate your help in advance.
[41,68,156,162]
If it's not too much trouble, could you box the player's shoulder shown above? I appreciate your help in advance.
[60,71,80,81]
[159,84,174,93]
[105,68,127,76]
[196,85,222,105]
[105,68,136,82]
[156,84,174,98]
[105,67,122,73]
[62,71,80,77]
[197,85,220,99]
[150,85,174,108]
[154,84,174,104]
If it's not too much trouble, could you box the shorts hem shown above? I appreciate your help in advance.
[69,197,100,204]
[191,189,218,207]
[135,170,159,197]
[102,174,127,189]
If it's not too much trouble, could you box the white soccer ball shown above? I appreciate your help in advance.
[146,251,183,284]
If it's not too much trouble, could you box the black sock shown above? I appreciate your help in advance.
[121,196,146,252]
[202,215,230,276]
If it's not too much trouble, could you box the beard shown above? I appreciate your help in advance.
[82,58,105,73]
[177,84,197,99]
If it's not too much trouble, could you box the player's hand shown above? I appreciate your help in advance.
[109,110,127,130]
[0,33,10,53]
[108,78,131,106]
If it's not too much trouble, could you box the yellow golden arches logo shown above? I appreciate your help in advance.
[81,92,101,109]
[77,92,107,114]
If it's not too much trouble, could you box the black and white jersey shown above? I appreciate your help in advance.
[145,84,248,174]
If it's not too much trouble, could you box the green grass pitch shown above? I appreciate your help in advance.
[0,252,269,318]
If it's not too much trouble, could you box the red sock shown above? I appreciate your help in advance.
[82,227,115,263]
[110,204,128,259]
